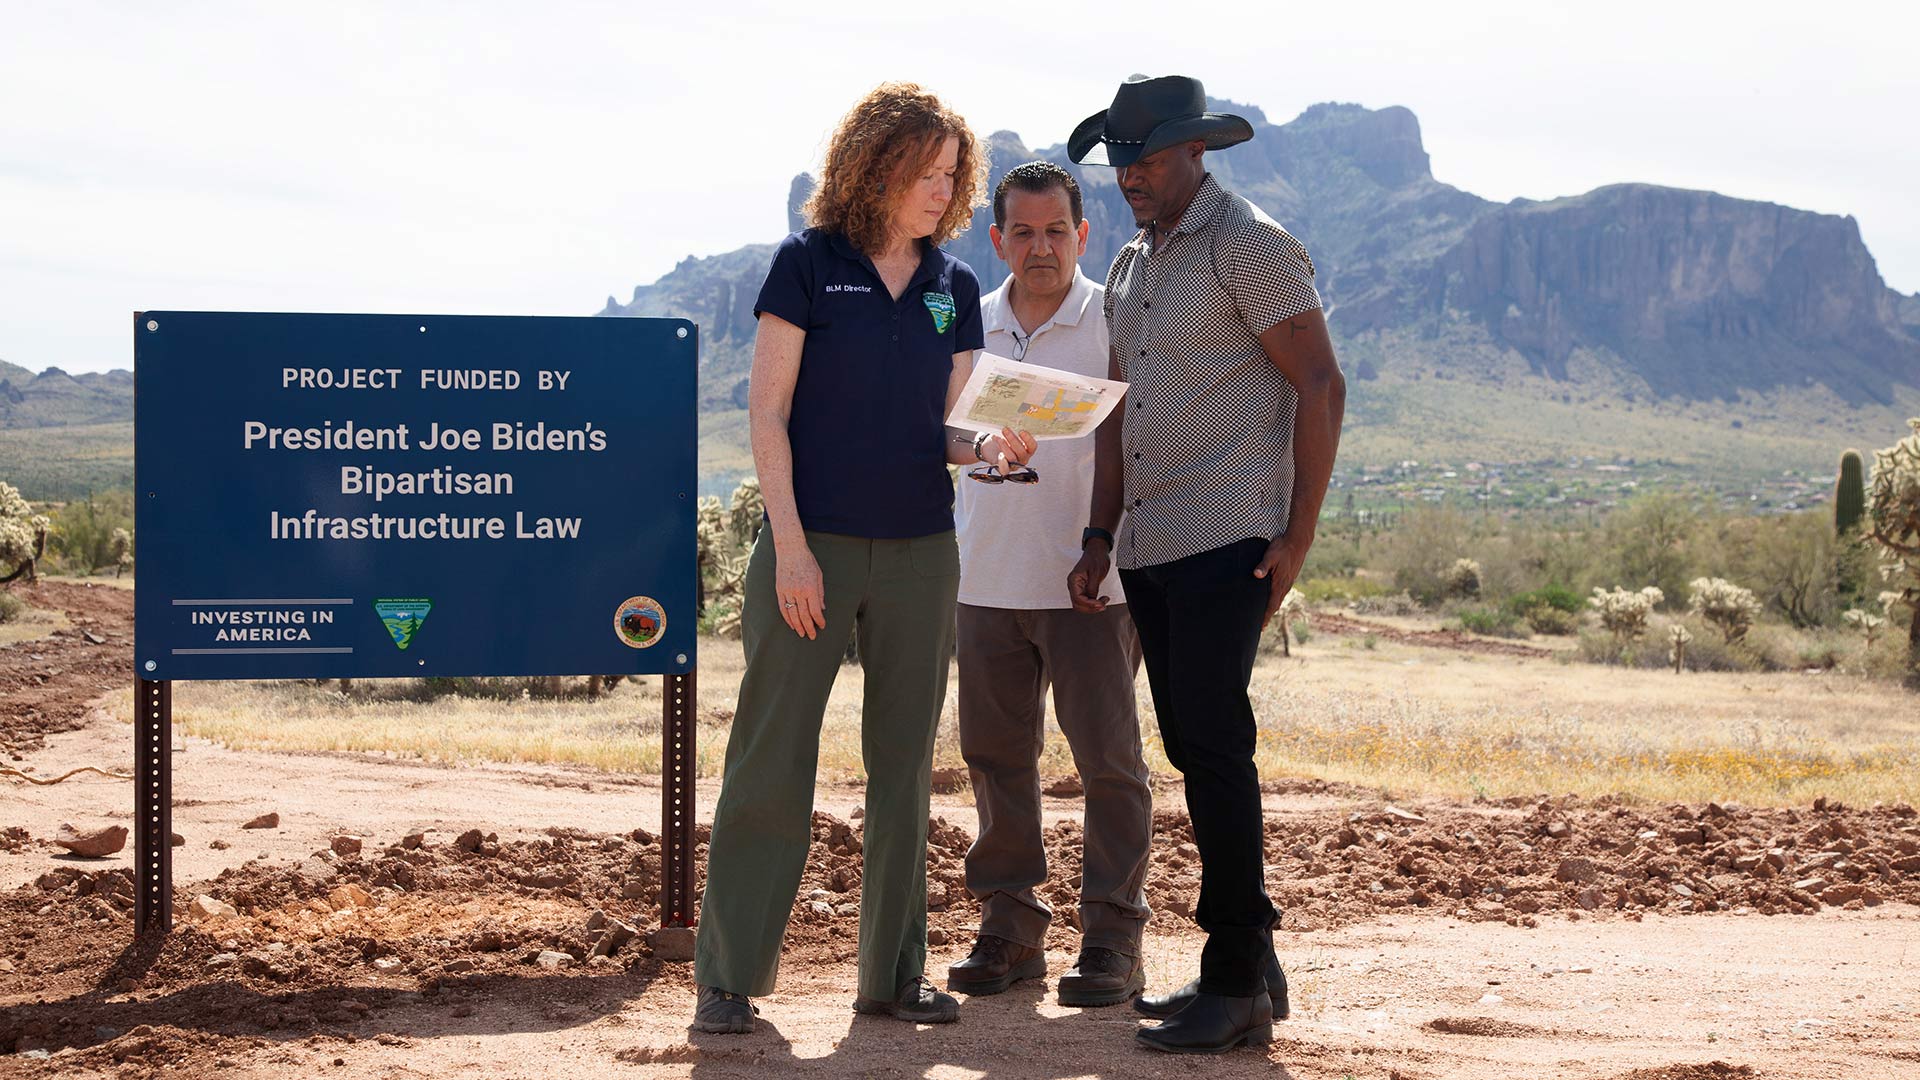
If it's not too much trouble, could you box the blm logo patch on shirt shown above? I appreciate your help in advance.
[923,292,956,334]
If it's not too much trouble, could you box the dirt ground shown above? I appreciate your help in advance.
[3,580,1919,1078]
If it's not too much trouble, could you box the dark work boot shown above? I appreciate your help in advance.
[1134,934,1288,1020]
[852,975,960,1024]
[1056,946,1145,1007]
[1135,988,1273,1054]
[945,934,1046,996]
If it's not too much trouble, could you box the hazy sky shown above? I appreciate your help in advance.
[4,1,1915,375]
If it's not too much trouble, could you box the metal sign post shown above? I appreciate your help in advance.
[662,672,695,927]
[133,679,172,934]
[133,311,699,936]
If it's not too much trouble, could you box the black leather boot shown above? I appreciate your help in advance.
[1135,988,1273,1054]
[1133,934,1288,1020]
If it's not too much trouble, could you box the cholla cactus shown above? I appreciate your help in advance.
[1843,607,1885,648]
[1688,577,1761,644]
[690,478,764,639]
[1275,588,1308,656]
[728,476,764,548]
[694,496,728,611]
[108,527,133,578]
[1864,419,1920,688]
[1667,623,1693,673]
[1443,557,1482,598]
[1589,585,1663,644]
[0,482,50,586]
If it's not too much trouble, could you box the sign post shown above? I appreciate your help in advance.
[133,311,698,935]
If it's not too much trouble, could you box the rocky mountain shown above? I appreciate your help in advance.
[0,359,133,428]
[598,98,1920,418]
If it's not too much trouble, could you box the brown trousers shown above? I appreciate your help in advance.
[955,603,1153,954]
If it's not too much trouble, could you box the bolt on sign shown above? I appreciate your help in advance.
[130,312,701,935]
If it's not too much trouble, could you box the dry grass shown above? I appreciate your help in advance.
[1240,632,1920,805]
[119,625,1920,808]
[0,595,68,647]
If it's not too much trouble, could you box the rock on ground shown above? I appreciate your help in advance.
[54,824,127,858]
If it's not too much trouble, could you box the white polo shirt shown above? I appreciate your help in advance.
[956,267,1126,610]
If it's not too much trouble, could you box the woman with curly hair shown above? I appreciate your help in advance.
[692,82,1034,1032]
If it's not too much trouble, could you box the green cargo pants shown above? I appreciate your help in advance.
[694,528,958,1001]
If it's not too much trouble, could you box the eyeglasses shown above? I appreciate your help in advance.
[968,464,1039,485]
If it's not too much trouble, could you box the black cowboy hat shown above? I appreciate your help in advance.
[1067,74,1254,168]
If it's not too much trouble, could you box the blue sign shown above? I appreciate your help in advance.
[133,312,696,680]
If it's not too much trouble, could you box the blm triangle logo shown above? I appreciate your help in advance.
[375,599,433,651]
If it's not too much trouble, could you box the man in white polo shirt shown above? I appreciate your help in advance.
[944,162,1153,1008]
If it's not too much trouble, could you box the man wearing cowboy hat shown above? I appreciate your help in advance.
[1066,73,1347,1055]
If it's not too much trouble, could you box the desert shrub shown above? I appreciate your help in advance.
[1595,493,1702,605]
[1379,505,1473,606]
[0,590,23,624]
[1300,532,1365,580]
[1687,577,1761,643]
[1704,510,1839,628]
[1454,606,1524,638]
[1351,591,1421,617]
[44,490,134,575]
[1504,583,1584,617]
[1524,606,1580,635]
[1297,575,1390,604]
[1576,627,1633,666]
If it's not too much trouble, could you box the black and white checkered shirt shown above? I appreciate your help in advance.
[1104,172,1322,570]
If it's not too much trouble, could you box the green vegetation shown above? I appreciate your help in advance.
[0,421,133,500]
[43,489,135,575]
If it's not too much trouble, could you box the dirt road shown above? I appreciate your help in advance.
[3,584,1918,1077]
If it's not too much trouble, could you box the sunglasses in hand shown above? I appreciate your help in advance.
[968,464,1039,485]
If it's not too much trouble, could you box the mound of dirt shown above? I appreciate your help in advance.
[1424,1016,1553,1037]
[4,794,1917,1071]
[1239,793,1920,929]
[1615,1064,1755,1080]
[0,581,132,756]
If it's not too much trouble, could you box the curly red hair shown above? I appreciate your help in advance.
[803,82,988,255]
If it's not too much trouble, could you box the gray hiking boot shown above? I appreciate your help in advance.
[692,985,757,1033]
[852,975,960,1024]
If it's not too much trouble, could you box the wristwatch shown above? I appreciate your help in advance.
[1081,526,1114,550]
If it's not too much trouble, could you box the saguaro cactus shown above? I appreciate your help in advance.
[1835,450,1867,537]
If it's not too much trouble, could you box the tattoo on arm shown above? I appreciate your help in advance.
[1286,318,1310,339]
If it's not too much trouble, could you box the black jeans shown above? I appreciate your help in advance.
[1120,536,1277,997]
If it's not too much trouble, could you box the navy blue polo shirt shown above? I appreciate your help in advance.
[754,228,984,538]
